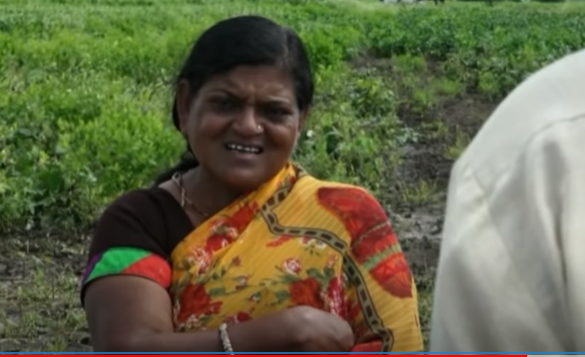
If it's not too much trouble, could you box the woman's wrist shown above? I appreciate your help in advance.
[218,323,234,353]
[227,311,301,352]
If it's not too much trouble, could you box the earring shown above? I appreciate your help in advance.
[257,125,263,131]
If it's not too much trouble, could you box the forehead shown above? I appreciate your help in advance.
[201,65,295,99]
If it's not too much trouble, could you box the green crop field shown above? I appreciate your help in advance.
[1,0,585,351]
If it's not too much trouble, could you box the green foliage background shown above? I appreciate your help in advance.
[2,0,585,351]
[1,0,585,232]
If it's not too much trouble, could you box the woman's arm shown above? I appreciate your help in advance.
[82,190,306,352]
[85,275,303,352]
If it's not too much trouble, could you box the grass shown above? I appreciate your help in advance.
[1,235,88,351]
[1,0,585,351]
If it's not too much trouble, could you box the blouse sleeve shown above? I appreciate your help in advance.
[80,190,173,304]
[343,191,423,352]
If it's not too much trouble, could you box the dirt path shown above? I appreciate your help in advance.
[0,234,91,352]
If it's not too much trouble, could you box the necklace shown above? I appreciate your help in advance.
[171,172,209,218]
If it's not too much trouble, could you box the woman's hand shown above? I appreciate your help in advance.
[86,276,355,352]
[282,305,355,352]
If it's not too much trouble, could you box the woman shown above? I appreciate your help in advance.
[81,15,423,352]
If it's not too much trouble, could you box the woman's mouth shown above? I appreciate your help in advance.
[225,143,264,154]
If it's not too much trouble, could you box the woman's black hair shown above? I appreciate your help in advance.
[153,15,314,185]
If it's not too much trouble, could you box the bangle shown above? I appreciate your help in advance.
[218,322,234,354]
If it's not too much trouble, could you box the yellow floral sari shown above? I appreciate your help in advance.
[169,163,423,352]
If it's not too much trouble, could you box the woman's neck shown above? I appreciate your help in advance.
[183,167,243,216]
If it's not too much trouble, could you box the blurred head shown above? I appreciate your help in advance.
[157,15,314,192]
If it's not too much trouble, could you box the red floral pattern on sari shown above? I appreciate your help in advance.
[169,165,422,351]
[228,201,259,232]
[205,201,259,252]
[370,253,413,298]
[351,341,383,352]
[224,311,252,324]
[323,276,346,318]
[317,187,413,298]
[176,284,223,322]
[352,223,398,263]
[316,187,388,240]
[289,277,323,308]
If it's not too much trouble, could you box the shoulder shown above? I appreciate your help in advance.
[305,179,403,268]
[314,181,383,213]
[90,187,190,259]
[454,113,585,197]
[81,188,182,301]
[456,50,585,189]
[302,176,389,239]
[101,187,170,216]
[97,188,172,232]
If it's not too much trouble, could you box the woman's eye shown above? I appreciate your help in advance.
[264,106,290,119]
[211,97,236,111]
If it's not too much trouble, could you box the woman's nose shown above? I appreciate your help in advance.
[232,105,262,136]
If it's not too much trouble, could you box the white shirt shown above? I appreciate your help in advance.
[430,49,585,352]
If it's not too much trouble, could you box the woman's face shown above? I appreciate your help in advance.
[176,65,306,192]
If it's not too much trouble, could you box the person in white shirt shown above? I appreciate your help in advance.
[430,49,585,352]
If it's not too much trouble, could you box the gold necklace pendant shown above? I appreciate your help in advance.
[171,172,209,218]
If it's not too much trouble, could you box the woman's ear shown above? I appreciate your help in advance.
[297,107,309,132]
[294,131,301,148]
[294,108,309,148]
[176,80,192,136]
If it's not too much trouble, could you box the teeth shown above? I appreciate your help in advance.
[226,143,261,153]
